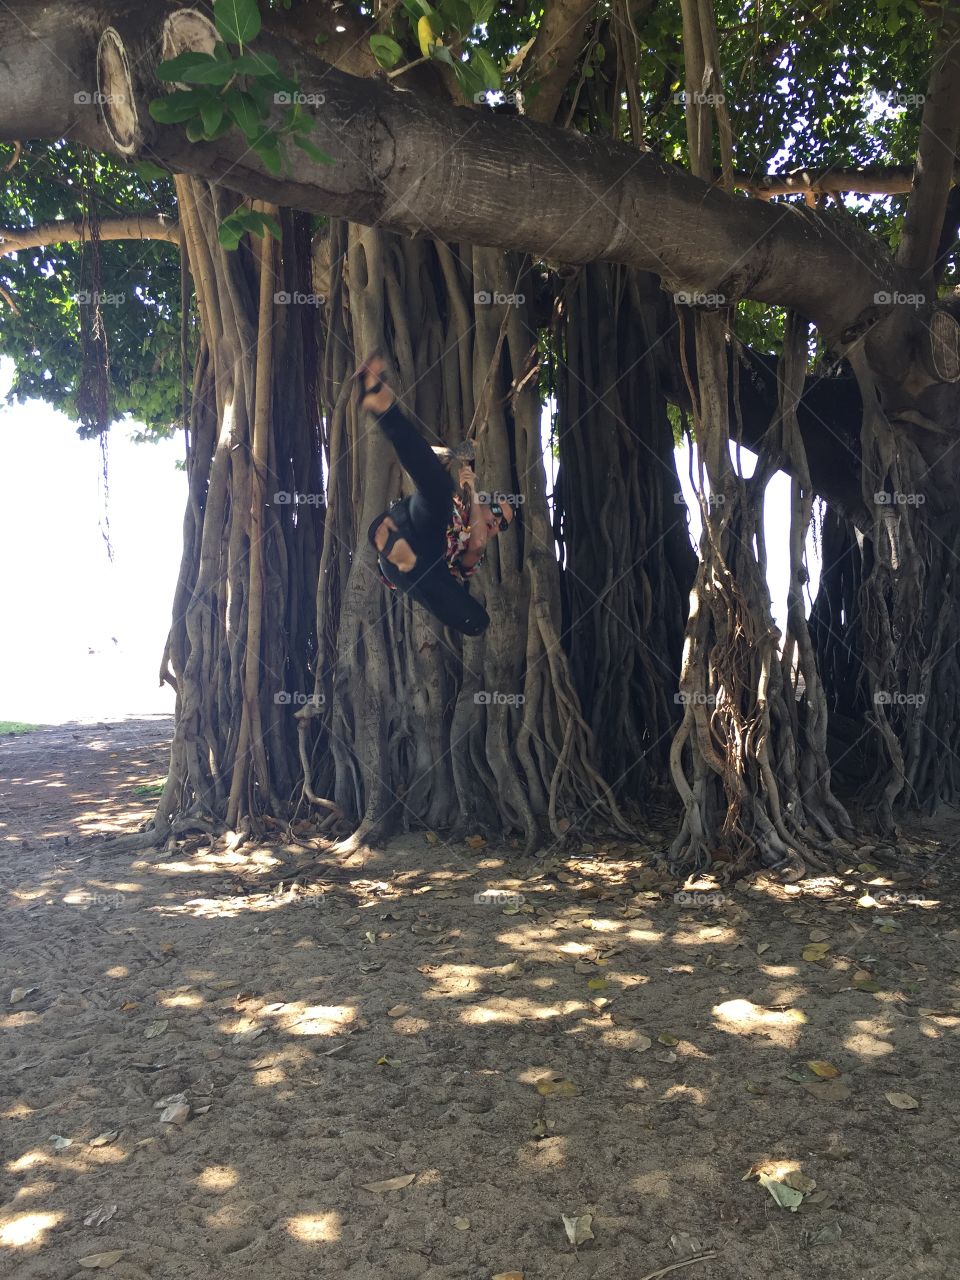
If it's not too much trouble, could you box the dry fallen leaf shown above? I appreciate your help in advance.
[885,1092,919,1110]
[232,1027,265,1044]
[806,1060,841,1079]
[10,987,38,1004]
[803,943,831,962]
[535,1076,578,1097]
[757,1173,804,1211]
[561,1213,595,1246]
[782,1170,817,1193]
[144,1019,168,1039]
[452,1217,470,1231]
[670,1231,703,1258]
[83,1204,118,1228]
[465,835,486,848]
[657,1033,679,1045]
[634,1034,653,1052]
[78,1252,124,1269]
[160,1100,190,1125]
[387,1004,410,1018]
[492,1273,524,1280]
[88,1131,119,1148]
[360,1173,417,1192]
[50,1135,73,1151]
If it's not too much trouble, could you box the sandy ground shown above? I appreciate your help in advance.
[2,717,960,1280]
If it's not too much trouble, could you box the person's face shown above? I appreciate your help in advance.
[480,499,514,538]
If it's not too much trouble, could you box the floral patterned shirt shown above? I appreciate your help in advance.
[445,493,484,582]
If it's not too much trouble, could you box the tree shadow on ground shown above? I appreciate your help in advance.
[2,719,960,1279]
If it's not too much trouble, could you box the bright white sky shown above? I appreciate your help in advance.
[0,356,812,726]
[0,357,183,723]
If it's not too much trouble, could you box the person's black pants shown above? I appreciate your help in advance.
[367,402,490,637]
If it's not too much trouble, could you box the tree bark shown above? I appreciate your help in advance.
[0,214,179,257]
[0,0,906,342]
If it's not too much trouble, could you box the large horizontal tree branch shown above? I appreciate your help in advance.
[0,0,904,343]
[0,214,179,257]
[736,165,959,200]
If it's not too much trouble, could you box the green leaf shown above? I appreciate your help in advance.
[253,136,283,174]
[219,206,281,249]
[148,92,204,124]
[156,52,230,84]
[245,79,277,116]
[294,135,335,165]
[470,46,501,90]
[201,99,225,135]
[203,114,235,141]
[133,160,169,181]
[185,117,207,142]
[218,217,245,250]
[213,0,262,45]
[430,43,456,67]
[439,0,473,33]
[224,88,264,138]
[230,52,281,77]
[369,35,404,69]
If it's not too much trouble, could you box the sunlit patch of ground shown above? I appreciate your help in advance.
[2,719,960,1277]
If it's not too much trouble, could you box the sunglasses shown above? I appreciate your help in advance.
[489,501,511,532]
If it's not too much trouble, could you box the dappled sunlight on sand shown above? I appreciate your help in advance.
[0,1211,63,1249]
[460,997,590,1024]
[713,998,808,1045]
[197,1165,239,1191]
[843,1020,896,1057]
[285,1211,342,1242]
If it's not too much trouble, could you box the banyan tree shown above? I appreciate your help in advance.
[3,0,960,875]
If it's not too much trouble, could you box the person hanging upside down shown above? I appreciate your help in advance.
[356,353,514,637]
